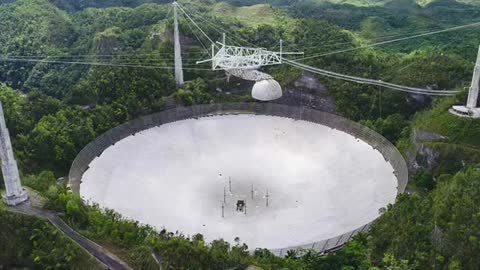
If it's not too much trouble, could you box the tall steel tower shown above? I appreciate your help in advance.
[0,101,28,205]
[173,1,184,87]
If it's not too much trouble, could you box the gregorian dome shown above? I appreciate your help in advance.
[252,79,283,101]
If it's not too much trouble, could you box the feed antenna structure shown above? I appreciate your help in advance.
[175,1,303,100]
[0,1,478,99]
[175,1,480,98]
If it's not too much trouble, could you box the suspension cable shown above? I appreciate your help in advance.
[175,5,466,96]
[283,59,458,96]
[293,21,480,61]
[179,4,255,47]
[0,57,213,70]
[179,9,212,56]
[176,3,217,48]
[289,24,461,51]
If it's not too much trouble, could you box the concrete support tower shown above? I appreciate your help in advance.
[466,46,480,109]
[450,46,480,118]
[0,101,28,205]
[173,1,184,87]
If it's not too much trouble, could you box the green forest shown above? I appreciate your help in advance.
[1,0,480,269]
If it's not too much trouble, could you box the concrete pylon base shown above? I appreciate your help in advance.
[2,188,28,206]
[449,105,480,118]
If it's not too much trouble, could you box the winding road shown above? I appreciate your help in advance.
[9,199,132,270]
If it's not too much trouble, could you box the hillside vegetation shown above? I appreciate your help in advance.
[211,3,281,26]
[0,209,105,269]
[1,0,480,269]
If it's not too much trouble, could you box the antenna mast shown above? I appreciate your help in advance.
[173,1,184,87]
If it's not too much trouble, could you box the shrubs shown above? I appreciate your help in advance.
[22,170,57,193]
[0,210,104,269]
[175,78,213,106]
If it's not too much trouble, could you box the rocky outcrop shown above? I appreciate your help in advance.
[94,27,122,55]
[150,28,195,48]
[408,130,448,173]
[414,131,447,142]
[275,73,336,113]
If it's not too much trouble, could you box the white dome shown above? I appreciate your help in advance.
[252,79,282,101]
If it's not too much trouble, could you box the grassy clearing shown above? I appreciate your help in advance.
[308,0,479,7]
[409,96,480,174]
[211,3,282,26]
[413,97,480,147]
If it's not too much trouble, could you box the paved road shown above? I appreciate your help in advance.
[10,201,132,270]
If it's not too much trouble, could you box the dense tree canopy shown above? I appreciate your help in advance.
[0,209,105,269]
[1,0,480,268]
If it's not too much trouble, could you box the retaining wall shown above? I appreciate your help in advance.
[69,103,408,255]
